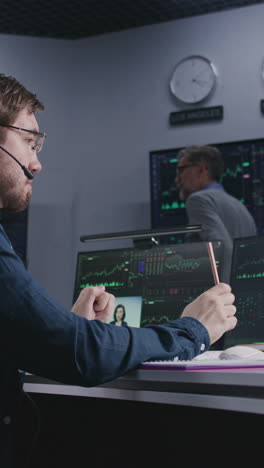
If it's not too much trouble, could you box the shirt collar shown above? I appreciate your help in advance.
[202,182,224,191]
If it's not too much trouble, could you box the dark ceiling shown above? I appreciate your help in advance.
[0,0,263,40]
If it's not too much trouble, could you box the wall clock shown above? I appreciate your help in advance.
[170,55,217,104]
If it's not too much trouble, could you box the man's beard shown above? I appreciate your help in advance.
[0,168,30,212]
[178,187,186,202]
[4,191,30,212]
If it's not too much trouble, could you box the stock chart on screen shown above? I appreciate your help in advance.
[73,241,222,327]
[224,235,264,348]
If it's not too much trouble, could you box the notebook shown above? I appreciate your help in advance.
[141,349,264,370]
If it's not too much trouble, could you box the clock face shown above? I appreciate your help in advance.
[170,55,217,104]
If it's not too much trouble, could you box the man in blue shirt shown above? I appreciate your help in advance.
[175,145,257,282]
[0,74,237,467]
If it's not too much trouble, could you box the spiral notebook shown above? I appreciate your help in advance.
[141,350,264,371]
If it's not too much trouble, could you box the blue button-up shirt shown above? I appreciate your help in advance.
[0,223,209,465]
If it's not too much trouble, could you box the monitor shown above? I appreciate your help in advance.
[224,235,264,349]
[73,241,222,327]
[150,138,264,234]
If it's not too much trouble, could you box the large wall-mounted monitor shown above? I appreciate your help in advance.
[150,138,264,235]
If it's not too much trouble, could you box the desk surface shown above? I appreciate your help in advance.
[24,366,264,416]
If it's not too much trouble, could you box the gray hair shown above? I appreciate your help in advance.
[178,145,224,181]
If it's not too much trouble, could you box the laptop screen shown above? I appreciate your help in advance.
[73,241,222,328]
[224,235,264,348]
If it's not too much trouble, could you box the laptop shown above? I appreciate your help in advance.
[73,241,223,328]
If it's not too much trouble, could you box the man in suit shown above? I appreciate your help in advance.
[175,145,257,282]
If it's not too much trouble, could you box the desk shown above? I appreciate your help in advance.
[23,369,264,468]
[24,367,264,415]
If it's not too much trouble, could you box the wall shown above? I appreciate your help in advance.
[72,4,264,266]
[1,4,264,308]
[0,35,75,304]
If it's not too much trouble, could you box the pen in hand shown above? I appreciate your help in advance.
[206,242,220,285]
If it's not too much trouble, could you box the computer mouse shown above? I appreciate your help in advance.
[219,345,264,360]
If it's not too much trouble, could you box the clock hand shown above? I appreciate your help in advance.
[192,78,208,87]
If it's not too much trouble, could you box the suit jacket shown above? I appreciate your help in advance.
[0,224,209,467]
[185,188,257,282]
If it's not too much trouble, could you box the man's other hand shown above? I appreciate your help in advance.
[71,285,115,322]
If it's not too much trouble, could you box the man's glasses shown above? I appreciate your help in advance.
[176,163,197,176]
[0,124,46,153]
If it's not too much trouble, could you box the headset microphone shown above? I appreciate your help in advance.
[0,145,34,180]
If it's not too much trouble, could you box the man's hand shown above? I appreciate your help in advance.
[71,285,115,322]
[181,283,237,344]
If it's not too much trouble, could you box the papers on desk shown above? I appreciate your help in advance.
[239,343,264,351]
[141,350,264,371]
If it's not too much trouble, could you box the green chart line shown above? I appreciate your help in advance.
[220,164,246,182]
[82,262,129,279]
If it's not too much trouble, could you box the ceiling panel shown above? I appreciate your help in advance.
[0,0,262,39]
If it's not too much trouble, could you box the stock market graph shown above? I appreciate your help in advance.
[73,249,144,300]
[73,242,221,327]
[224,235,264,347]
[150,138,264,234]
